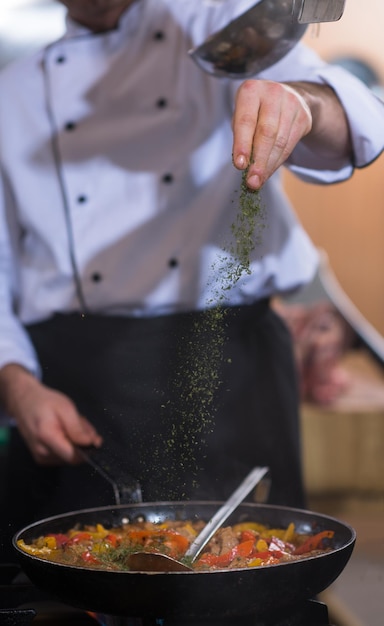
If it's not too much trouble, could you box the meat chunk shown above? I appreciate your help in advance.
[207,527,238,556]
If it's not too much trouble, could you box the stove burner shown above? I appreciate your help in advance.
[0,608,36,626]
[0,564,334,626]
[98,600,331,626]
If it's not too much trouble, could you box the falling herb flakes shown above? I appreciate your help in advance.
[158,169,265,491]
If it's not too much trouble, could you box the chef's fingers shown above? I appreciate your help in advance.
[259,86,312,186]
[232,80,312,189]
[62,412,103,450]
[13,384,101,465]
[62,414,104,465]
[0,366,101,465]
[36,392,103,465]
[232,79,262,173]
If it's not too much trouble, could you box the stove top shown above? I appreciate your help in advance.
[0,563,334,626]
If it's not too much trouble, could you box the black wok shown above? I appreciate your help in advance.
[13,502,355,620]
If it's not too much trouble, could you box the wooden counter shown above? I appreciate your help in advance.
[301,350,384,498]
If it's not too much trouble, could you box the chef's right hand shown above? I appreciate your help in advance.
[0,363,102,465]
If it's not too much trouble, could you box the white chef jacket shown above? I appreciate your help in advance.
[0,0,383,378]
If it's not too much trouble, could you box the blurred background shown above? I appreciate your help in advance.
[283,4,384,624]
[284,0,384,337]
[0,0,65,69]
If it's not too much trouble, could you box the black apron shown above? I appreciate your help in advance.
[1,303,305,562]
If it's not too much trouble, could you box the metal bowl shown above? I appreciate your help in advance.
[189,0,309,78]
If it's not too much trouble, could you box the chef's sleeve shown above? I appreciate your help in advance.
[229,43,384,184]
[0,172,41,378]
[286,63,384,183]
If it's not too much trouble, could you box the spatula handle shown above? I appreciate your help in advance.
[185,466,269,561]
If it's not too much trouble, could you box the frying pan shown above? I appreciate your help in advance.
[13,502,355,620]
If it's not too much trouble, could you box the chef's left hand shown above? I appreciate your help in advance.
[232,79,312,189]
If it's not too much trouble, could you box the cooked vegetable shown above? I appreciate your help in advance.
[17,519,334,572]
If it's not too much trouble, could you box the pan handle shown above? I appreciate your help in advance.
[76,446,143,505]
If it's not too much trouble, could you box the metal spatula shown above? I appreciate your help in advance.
[297,0,346,23]
[189,0,346,78]
[127,466,269,572]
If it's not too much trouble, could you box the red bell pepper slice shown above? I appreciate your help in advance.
[198,539,255,568]
[105,533,119,548]
[235,539,255,557]
[81,550,100,564]
[293,530,334,556]
[161,530,190,554]
[67,532,93,546]
[127,529,189,557]
[251,549,284,560]
[240,530,256,543]
[47,533,69,548]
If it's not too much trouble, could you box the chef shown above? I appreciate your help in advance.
[0,0,383,562]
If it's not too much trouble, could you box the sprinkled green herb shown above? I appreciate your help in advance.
[157,168,265,494]
[229,171,265,276]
